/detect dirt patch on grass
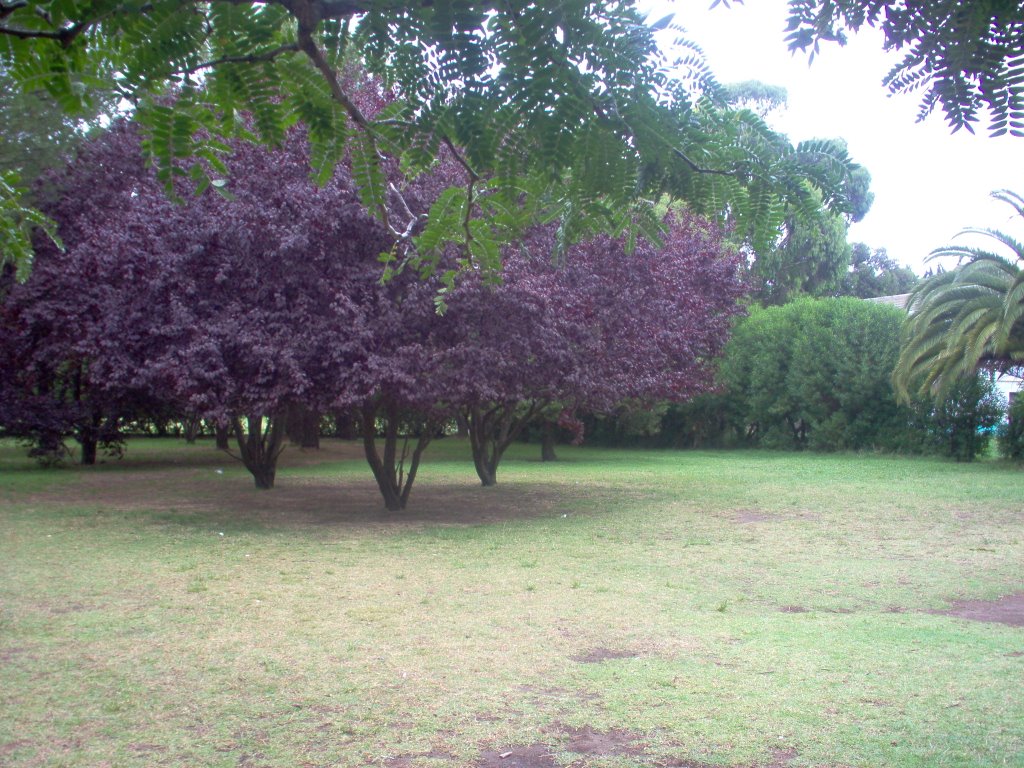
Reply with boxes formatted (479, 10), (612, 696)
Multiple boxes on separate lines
(932, 592), (1024, 627)
(557, 724), (645, 757)
(476, 725), (797, 768)
(571, 647), (643, 663)
(0, 740), (33, 757)
(384, 748), (458, 766)
(476, 745), (557, 767)
(768, 747), (799, 765)
(734, 510), (770, 523)
(127, 742), (168, 754)
(778, 605), (853, 615)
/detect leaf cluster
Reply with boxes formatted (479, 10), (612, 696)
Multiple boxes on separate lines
(894, 189), (1024, 401)
(785, 0), (1024, 135)
(0, 0), (860, 274)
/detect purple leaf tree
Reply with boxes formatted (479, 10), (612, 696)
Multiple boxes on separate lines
(436, 211), (745, 486)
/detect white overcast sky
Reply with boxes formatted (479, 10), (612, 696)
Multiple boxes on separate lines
(640, 0), (1024, 273)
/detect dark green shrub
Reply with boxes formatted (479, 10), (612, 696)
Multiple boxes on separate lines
(997, 394), (1024, 460)
(659, 393), (741, 448)
(716, 298), (911, 451)
(918, 375), (1004, 461)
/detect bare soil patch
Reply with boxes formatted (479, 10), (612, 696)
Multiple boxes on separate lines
(0, 740), (33, 757)
(561, 725), (645, 757)
(384, 748), (458, 767)
(778, 605), (852, 615)
(733, 510), (770, 523)
(476, 745), (557, 768)
(475, 724), (796, 768)
(932, 592), (1024, 627)
(571, 647), (643, 663)
(769, 747), (799, 766)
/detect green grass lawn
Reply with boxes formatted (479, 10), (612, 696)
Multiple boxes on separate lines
(1, 438), (1022, 768)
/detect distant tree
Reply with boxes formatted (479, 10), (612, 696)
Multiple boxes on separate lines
(838, 243), (918, 299)
(431, 243), (573, 487)
(0, 119), (400, 485)
(331, 254), (459, 510)
(719, 298), (913, 450)
(785, 0), (1024, 135)
(0, 240), (156, 465)
(2, 110), (479, 504)
(751, 138), (873, 305)
(912, 374), (1004, 462)
(721, 80), (788, 118)
(0, 67), (115, 188)
(708, 296), (1002, 459)
(755, 203), (852, 305)
(133, 130), (400, 490)
(997, 394), (1024, 460)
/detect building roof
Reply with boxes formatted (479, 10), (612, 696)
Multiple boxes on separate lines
(865, 293), (911, 309)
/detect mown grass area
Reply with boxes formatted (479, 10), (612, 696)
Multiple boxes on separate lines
(1, 437), (1022, 768)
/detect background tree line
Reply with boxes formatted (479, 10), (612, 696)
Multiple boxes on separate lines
(584, 298), (1007, 462)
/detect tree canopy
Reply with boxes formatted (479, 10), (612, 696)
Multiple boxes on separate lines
(838, 243), (917, 299)
(0, 0), (863, 278)
(441, 210), (744, 485)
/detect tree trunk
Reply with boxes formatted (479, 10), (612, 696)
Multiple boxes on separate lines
(231, 412), (287, 489)
(77, 408), (103, 465)
(215, 423), (231, 451)
(466, 402), (541, 486)
(540, 420), (558, 462)
(467, 406), (499, 486)
(286, 403), (320, 449)
(183, 415), (202, 444)
(80, 433), (97, 465)
(361, 400), (432, 510)
(332, 409), (358, 440)
(454, 412), (469, 439)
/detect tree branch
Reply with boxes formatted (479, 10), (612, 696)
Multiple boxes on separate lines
(175, 43), (300, 77)
(669, 145), (746, 178)
(0, 17), (91, 46)
(440, 135), (482, 260)
(285, 0), (413, 238)
(0, 1), (27, 21)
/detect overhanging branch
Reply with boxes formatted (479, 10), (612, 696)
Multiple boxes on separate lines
(175, 43), (301, 77)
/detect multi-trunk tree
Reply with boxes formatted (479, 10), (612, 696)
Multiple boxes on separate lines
(0, 119), (394, 483)
(1, 112), (746, 507)
(434, 211), (746, 486)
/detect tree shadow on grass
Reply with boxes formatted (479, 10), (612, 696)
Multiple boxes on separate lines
(22, 462), (577, 536)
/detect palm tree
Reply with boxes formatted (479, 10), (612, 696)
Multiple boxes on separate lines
(894, 190), (1024, 402)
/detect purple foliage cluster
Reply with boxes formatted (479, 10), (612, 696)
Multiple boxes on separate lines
(0, 119), (744, 507)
